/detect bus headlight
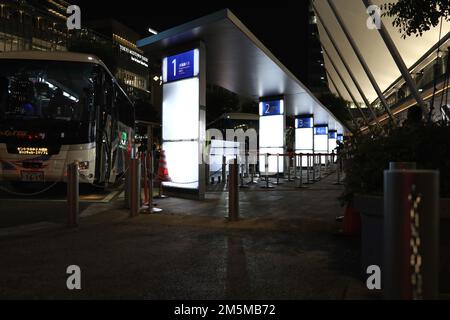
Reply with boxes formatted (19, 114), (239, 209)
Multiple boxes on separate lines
(78, 161), (90, 170)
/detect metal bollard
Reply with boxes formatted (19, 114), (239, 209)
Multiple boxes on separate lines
(277, 153), (280, 185)
(318, 154), (322, 179)
(293, 154), (297, 183)
(334, 156), (343, 185)
(273, 153), (282, 185)
(239, 163), (249, 188)
(384, 168), (439, 300)
(261, 153), (273, 189)
(245, 153), (249, 178)
(312, 154), (316, 182)
(222, 155), (226, 185)
(124, 152), (131, 208)
(67, 162), (79, 227)
(297, 154), (305, 188)
(306, 154), (311, 184)
(205, 163), (210, 185)
(248, 164), (257, 185)
(389, 162), (416, 170)
(129, 157), (141, 218)
(228, 158), (239, 221)
(146, 150), (162, 213)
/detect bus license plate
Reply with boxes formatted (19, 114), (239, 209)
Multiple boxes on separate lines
(21, 171), (44, 182)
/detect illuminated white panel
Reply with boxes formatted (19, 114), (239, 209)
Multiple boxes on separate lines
(259, 115), (284, 148)
(162, 78), (199, 141)
(162, 141), (199, 189)
(259, 148), (284, 174)
(329, 138), (337, 153)
(314, 128), (329, 165)
(209, 140), (240, 174)
(295, 128), (314, 166)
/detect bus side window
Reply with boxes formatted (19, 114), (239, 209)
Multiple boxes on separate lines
(115, 85), (134, 128)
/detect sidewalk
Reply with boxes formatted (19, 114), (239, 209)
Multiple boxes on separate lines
(0, 172), (373, 299)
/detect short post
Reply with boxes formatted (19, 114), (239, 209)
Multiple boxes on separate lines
(245, 153), (249, 178)
(228, 158), (239, 221)
(384, 168), (439, 300)
(221, 155), (226, 184)
(318, 154), (322, 179)
(297, 154), (304, 188)
(312, 154), (316, 182)
(276, 153), (280, 185)
(389, 162), (416, 170)
(129, 157), (141, 218)
(261, 153), (273, 189)
(287, 154), (292, 181)
(248, 164), (256, 184)
(265, 153), (270, 188)
(239, 163), (249, 189)
(67, 162), (79, 227)
(124, 151), (131, 208)
(146, 149), (162, 214)
(205, 163), (210, 185)
(294, 154), (298, 180)
(306, 154), (311, 184)
(334, 156), (342, 185)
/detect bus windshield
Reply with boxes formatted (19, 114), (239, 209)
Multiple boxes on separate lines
(0, 59), (96, 123)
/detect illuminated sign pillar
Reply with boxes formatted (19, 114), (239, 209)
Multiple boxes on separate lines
(295, 115), (314, 167)
(161, 44), (206, 200)
(259, 98), (285, 175)
(329, 130), (337, 153)
(314, 125), (329, 164)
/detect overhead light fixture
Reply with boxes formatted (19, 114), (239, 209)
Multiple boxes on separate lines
(153, 76), (159, 82)
(148, 27), (158, 35)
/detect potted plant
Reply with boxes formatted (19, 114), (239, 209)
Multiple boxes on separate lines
(340, 119), (450, 287)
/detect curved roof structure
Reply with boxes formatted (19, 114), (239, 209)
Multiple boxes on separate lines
(137, 9), (346, 133)
(314, 0), (450, 105)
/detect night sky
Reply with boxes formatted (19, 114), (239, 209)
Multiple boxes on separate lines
(72, 1), (310, 82)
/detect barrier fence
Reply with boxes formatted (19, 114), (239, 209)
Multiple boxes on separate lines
(64, 150), (346, 221)
(209, 152), (345, 189)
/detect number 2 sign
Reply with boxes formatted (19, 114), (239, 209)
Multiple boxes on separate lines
(259, 99), (283, 116)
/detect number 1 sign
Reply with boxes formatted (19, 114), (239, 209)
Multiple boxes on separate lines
(163, 49), (199, 83)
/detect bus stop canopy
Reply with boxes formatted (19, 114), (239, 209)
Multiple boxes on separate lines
(138, 9), (346, 132)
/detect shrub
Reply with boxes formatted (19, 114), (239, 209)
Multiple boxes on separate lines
(342, 121), (450, 203)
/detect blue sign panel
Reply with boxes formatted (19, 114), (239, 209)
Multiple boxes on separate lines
(296, 117), (313, 129)
(329, 131), (337, 139)
(314, 126), (328, 135)
(337, 134), (344, 142)
(260, 100), (283, 116)
(166, 50), (196, 82)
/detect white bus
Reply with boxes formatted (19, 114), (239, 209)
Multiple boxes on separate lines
(0, 51), (135, 186)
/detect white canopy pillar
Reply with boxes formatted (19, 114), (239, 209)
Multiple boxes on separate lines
(314, 124), (329, 164)
(161, 44), (206, 200)
(259, 97), (285, 175)
(295, 114), (314, 167)
(328, 129), (337, 154)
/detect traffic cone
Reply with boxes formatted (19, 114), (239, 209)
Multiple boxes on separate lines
(342, 203), (361, 236)
(156, 149), (171, 198)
